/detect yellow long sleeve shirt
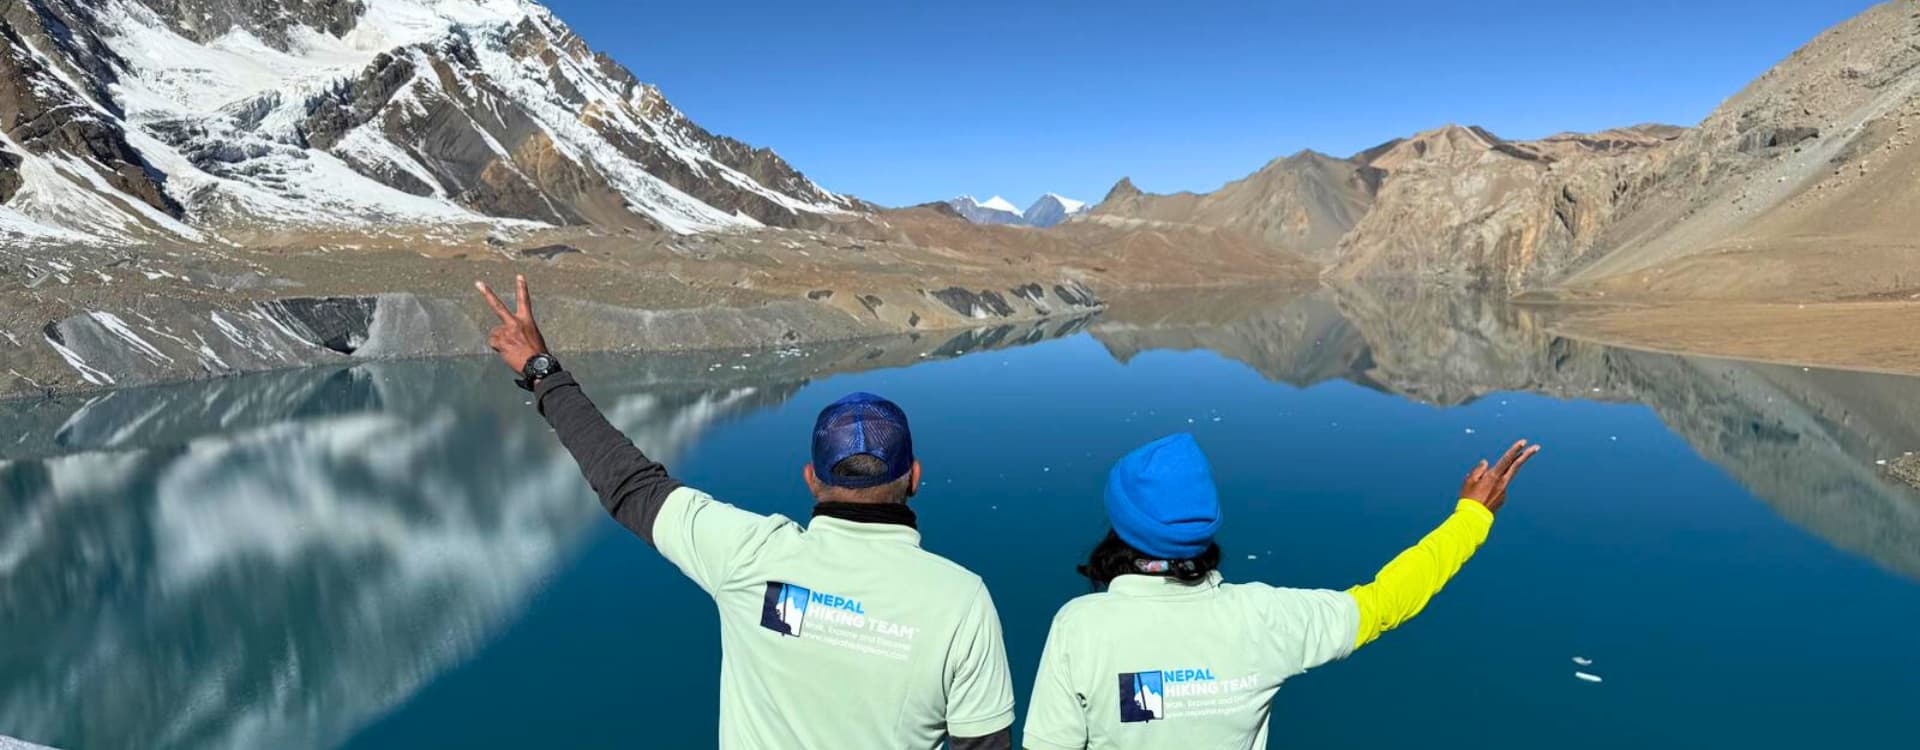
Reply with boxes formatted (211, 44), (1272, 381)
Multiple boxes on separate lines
(1347, 498), (1495, 650)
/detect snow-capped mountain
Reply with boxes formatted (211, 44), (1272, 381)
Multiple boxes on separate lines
(0, 0), (855, 244)
(946, 195), (1025, 225)
(1021, 193), (1088, 228)
(944, 193), (1089, 227)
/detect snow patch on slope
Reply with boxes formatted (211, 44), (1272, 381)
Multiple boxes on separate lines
(1038, 193), (1085, 213)
(6, 0), (848, 240)
(978, 195), (1020, 213)
(0, 128), (200, 242)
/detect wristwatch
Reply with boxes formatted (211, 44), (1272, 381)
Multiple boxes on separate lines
(518, 353), (562, 392)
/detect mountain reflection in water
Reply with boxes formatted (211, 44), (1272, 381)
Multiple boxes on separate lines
(1094, 284), (1920, 581)
(2, 287), (1917, 749)
(0, 321), (1087, 750)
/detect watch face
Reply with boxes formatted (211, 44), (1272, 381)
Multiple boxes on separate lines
(526, 355), (554, 378)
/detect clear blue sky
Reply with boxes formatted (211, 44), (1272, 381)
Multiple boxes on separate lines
(543, 0), (1878, 208)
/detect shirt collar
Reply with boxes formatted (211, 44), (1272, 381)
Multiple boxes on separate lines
(805, 515), (924, 547)
(1106, 570), (1224, 597)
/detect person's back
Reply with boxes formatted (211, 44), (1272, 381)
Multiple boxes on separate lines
(1029, 575), (1355, 749)
(659, 489), (1011, 748)
(1024, 434), (1538, 750)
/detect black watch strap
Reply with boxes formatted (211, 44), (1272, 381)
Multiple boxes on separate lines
(517, 354), (562, 392)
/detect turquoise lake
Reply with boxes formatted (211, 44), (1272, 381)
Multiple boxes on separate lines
(4, 290), (1918, 748)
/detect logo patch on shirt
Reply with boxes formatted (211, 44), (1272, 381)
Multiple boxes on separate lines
(757, 581), (920, 661)
(1118, 671), (1166, 723)
(1119, 668), (1226, 723)
(760, 582), (811, 636)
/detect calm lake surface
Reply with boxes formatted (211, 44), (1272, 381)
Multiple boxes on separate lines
(4, 288), (1919, 749)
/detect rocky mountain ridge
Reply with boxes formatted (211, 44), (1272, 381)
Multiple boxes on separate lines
(1090, 1), (1920, 302)
(1092, 122), (1685, 288)
(1089, 150), (1383, 262)
(1567, 0), (1920, 301)
(0, 0), (853, 244)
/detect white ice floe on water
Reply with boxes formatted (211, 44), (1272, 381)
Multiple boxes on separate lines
(1572, 656), (1593, 666)
(1574, 671), (1603, 683)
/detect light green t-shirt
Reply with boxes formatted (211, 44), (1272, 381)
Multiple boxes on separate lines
(1023, 572), (1359, 750)
(653, 487), (1016, 749)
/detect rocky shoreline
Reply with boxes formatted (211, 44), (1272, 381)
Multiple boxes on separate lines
(1, 284), (1105, 402)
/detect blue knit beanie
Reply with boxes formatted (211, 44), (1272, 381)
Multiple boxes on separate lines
(1104, 433), (1222, 560)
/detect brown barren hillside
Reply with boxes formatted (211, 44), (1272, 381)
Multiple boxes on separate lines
(1566, 0), (1920, 301)
(880, 206), (1322, 289)
(1329, 124), (1681, 290)
(1085, 151), (1383, 262)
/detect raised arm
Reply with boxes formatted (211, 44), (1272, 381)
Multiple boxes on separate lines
(478, 276), (682, 546)
(1347, 439), (1540, 651)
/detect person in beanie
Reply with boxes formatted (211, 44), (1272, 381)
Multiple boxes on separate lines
(1023, 433), (1540, 750)
(476, 277), (1015, 750)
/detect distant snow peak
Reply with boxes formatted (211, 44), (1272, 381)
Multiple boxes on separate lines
(1022, 193), (1089, 228)
(946, 195), (1024, 225)
(945, 192), (1090, 228)
(1038, 193), (1085, 212)
(978, 195), (1020, 214)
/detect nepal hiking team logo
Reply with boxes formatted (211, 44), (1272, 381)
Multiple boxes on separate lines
(1118, 668), (1215, 723)
(759, 581), (866, 637)
(760, 582), (812, 636)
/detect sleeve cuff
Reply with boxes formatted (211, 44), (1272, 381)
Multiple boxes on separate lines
(532, 370), (580, 414)
(649, 487), (702, 567)
(1336, 587), (1363, 659)
(1454, 498), (1495, 525)
(948, 711), (1015, 741)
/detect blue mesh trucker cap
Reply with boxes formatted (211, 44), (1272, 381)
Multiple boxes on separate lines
(812, 392), (915, 488)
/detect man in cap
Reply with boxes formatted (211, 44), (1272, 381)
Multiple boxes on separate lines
(476, 276), (1015, 750)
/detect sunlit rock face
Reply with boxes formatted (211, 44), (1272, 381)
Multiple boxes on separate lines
(0, 0), (852, 244)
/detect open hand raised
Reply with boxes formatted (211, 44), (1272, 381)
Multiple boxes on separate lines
(1460, 439), (1541, 513)
(476, 274), (548, 374)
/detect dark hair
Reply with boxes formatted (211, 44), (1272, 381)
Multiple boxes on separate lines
(831, 454), (891, 480)
(819, 454), (913, 503)
(1076, 529), (1221, 589)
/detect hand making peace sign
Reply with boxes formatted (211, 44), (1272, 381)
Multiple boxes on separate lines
(476, 274), (549, 374)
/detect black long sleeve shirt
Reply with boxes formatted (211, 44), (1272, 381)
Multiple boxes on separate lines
(534, 371), (682, 546)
